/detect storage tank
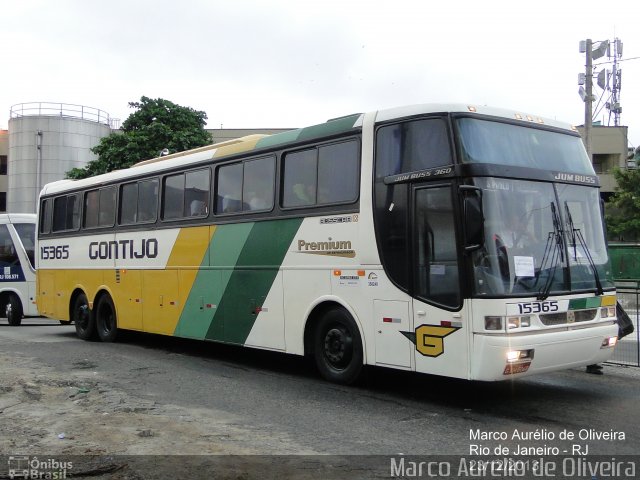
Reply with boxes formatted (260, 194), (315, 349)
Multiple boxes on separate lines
(8, 103), (114, 213)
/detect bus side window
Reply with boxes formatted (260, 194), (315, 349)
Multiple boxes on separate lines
(216, 163), (243, 214)
(99, 187), (116, 227)
(138, 179), (158, 222)
(0, 224), (20, 267)
(53, 194), (80, 232)
(376, 119), (451, 177)
(243, 157), (275, 212)
(184, 169), (210, 217)
(84, 190), (100, 228)
(163, 174), (185, 220)
(283, 149), (317, 208)
(120, 179), (158, 225)
(120, 183), (138, 224)
(40, 199), (52, 234)
(84, 187), (115, 228)
(317, 140), (359, 204)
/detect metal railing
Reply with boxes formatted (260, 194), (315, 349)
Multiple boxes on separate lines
(10, 102), (112, 127)
(609, 281), (640, 366)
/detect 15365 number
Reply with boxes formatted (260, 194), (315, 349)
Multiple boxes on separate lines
(40, 245), (69, 260)
(517, 301), (559, 315)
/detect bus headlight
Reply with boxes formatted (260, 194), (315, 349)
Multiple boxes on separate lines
(506, 349), (534, 363)
(600, 306), (616, 319)
(507, 316), (531, 329)
(504, 349), (535, 375)
(485, 316), (502, 330)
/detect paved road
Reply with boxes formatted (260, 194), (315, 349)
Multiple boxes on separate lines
(2, 317), (640, 458)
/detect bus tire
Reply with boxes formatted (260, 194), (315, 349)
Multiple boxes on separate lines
(73, 293), (96, 340)
(313, 307), (363, 385)
(6, 294), (23, 326)
(95, 294), (118, 342)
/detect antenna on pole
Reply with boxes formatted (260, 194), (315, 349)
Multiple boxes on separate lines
(579, 39), (594, 161)
(578, 36), (624, 159)
(606, 38), (623, 126)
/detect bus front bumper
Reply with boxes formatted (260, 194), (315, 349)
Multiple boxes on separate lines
(470, 322), (619, 381)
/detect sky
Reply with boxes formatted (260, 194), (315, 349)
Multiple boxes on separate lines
(2, 0), (639, 148)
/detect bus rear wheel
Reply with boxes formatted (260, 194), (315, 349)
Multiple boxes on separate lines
(313, 308), (363, 385)
(6, 294), (23, 326)
(95, 294), (118, 342)
(73, 293), (96, 340)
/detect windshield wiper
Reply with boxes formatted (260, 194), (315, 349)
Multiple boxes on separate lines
(537, 202), (564, 301)
(564, 202), (604, 296)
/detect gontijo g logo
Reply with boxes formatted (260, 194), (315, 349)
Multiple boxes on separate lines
(401, 324), (461, 357)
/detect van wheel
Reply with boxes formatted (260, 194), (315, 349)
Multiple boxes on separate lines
(73, 293), (96, 340)
(6, 294), (23, 326)
(313, 308), (363, 385)
(96, 294), (118, 342)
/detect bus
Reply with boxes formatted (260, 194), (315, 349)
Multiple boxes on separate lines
(0, 213), (37, 325)
(36, 104), (618, 383)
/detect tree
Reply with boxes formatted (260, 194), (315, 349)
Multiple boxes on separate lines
(605, 164), (640, 242)
(67, 97), (211, 179)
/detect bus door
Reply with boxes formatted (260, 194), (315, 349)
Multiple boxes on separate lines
(411, 184), (468, 378)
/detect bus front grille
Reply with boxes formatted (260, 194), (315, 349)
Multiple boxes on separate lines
(540, 309), (599, 326)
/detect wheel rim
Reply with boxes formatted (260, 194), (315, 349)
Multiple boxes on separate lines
(323, 325), (353, 370)
(5, 303), (12, 318)
(75, 300), (90, 330)
(99, 301), (115, 336)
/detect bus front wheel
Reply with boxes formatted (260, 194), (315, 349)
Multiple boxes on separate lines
(73, 293), (96, 340)
(313, 308), (363, 385)
(6, 294), (23, 326)
(95, 294), (118, 342)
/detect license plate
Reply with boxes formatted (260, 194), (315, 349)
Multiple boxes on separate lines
(503, 362), (531, 375)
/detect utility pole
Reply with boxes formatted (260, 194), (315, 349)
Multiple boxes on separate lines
(584, 38), (593, 162)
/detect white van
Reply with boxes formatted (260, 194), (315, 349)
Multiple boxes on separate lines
(0, 214), (37, 325)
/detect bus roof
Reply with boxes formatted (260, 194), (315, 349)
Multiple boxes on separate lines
(39, 104), (575, 197)
(0, 213), (36, 224)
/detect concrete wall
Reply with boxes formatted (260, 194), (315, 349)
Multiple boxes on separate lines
(0, 130), (8, 212)
(577, 125), (628, 195)
(8, 116), (111, 213)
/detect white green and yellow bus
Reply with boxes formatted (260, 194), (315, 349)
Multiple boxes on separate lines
(36, 104), (618, 383)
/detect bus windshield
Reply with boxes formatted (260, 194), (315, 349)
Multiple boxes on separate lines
(471, 178), (614, 297)
(456, 118), (595, 175)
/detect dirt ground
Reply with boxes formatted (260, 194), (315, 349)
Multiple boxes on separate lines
(0, 351), (341, 479)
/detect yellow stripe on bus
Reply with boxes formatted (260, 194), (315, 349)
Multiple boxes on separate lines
(144, 226), (214, 335)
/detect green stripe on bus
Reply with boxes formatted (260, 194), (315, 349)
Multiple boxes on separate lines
(255, 130), (302, 149)
(205, 218), (302, 344)
(297, 114), (361, 141)
(568, 297), (601, 310)
(253, 114), (361, 151)
(174, 223), (253, 339)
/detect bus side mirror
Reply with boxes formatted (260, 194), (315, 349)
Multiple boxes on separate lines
(460, 186), (484, 251)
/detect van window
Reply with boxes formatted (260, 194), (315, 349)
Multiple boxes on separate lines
(14, 223), (35, 269)
(0, 224), (20, 268)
